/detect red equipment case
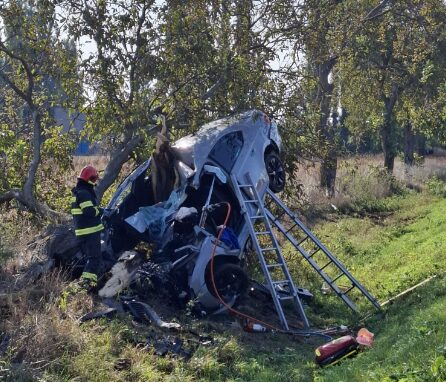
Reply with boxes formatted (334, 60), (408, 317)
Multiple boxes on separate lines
(315, 335), (359, 366)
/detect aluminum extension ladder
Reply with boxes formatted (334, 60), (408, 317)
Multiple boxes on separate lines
(264, 188), (381, 313)
(231, 175), (310, 330)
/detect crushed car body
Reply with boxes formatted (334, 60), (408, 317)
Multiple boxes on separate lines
(101, 110), (286, 312)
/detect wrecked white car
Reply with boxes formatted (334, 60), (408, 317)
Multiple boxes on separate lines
(102, 110), (285, 312)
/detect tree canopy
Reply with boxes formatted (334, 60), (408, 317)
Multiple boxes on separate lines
(1, 0), (446, 217)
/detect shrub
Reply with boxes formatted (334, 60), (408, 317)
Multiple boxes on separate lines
(426, 176), (446, 197)
(338, 163), (405, 200)
(333, 163), (406, 215)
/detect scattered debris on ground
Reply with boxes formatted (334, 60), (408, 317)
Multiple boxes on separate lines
(315, 327), (374, 367)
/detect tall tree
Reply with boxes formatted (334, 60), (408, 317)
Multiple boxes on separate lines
(156, 0), (275, 132)
(63, 0), (164, 201)
(302, 1), (344, 197)
(340, 0), (446, 172)
(266, 0), (349, 197)
(0, 0), (80, 219)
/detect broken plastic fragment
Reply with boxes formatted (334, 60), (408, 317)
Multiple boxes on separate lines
(176, 160), (195, 180)
(98, 251), (144, 298)
(174, 207), (198, 222)
(125, 300), (181, 330)
(356, 327), (374, 347)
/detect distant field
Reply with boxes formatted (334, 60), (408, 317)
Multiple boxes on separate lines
(71, 155), (134, 188)
(75, 152), (446, 202)
(295, 153), (446, 202)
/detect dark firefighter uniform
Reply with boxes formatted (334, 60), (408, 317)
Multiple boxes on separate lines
(71, 166), (104, 284)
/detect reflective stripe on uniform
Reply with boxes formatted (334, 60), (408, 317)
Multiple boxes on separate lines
(74, 223), (104, 236)
(94, 207), (100, 216)
(71, 208), (83, 215)
(70, 196), (77, 202)
(79, 200), (94, 209)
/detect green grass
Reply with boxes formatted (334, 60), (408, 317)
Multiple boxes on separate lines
(314, 192), (446, 302)
(3, 190), (446, 381)
(315, 277), (446, 382)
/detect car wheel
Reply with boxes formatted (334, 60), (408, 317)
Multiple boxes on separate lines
(208, 263), (248, 303)
(265, 150), (286, 193)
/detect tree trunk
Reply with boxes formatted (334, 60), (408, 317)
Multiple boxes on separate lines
(380, 119), (396, 172)
(22, 109), (43, 202)
(0, 108), (66, 222)
(380, 83), (399, 173)
(95, 134), (144, 202)
(316, 57), (337, 197)
(416, 134), (427, 156)
(404, 121), (414, 166)
(320, 152), (338, 198)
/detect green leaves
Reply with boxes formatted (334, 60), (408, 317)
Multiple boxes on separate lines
(0, 0), (81, 214)
(2, 0), (446, 212)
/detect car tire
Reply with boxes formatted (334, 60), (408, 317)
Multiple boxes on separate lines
(265, 150), (286, 193)
(208, 263), (248, 303)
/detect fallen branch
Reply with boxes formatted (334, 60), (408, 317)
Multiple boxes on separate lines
(0, 189), (21, 203)
(0, 189), (68, 223)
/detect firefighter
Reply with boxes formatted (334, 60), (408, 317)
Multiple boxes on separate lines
(71, 165), (104, 289)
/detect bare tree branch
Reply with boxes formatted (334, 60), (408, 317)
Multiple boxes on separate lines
(129, 0), (152, 106)
(0, 39), (34, 103)
(0, 71), (28, 102)
(0, 187), (68, 222)
(363, 0), (393, 21)
(95, 134), (146, 201)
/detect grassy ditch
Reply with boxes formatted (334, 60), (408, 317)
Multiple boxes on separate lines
(1, 189), (446, 381)
(306, 190), (446, 381)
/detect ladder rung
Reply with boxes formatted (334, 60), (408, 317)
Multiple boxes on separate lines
(331, 273), (344, 283)
(320, 261), (332, 271)
(272, 211), (286, 222)
(261, 247), (276, 252)
(239, 184), (253, 188)
(244, 200), (258, 203)
(278, 295), (294, 301)
(255, 231), (270, 235)
(343, 285), (355, 295)
(271, 214), (283, 222)
(266, 263), (283, 268)
(297, 236), (309, 245)
(285, 223), (297, 234)
(308, 248), (320, 258)
(250, 215), (263, 219)
(272, 280), (289, 285)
